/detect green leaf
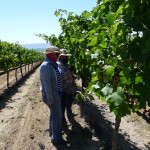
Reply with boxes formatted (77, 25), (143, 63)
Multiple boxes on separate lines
(100, 41), (107, 48)
(91, 74), (98, 83)
(105, 66), (115, 79)
(108, 88), (131, 118)
(107, 13), (117, 25)
(109, 91), (123, 107)
(88, 36), (98, 46)
(135, 76), (143, 84)
(117, 5), (123, 14)
(92, 82), (100, 89)
(82, 11), (92, 18)
(110, 22), (120, 34)
(54, 10), (59, 17)
(91, 54), (99, 59)
(107, 57), (118, 67)
(101, 85), (113, 96)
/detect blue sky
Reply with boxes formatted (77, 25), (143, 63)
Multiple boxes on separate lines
(0, 0), (97, 44)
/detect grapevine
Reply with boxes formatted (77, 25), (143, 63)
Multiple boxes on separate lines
(0, 40), (45, 88)
(37, 0), (150, 149)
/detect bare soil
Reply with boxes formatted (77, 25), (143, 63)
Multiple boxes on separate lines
(0, 67), (150, 150)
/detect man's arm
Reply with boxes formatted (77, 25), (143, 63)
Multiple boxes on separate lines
(40, 64), (54, 106)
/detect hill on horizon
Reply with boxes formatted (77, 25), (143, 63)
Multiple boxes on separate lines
(21, 43), (50, 50)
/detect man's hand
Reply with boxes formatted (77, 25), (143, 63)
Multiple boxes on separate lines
(49, 103), (54, 107)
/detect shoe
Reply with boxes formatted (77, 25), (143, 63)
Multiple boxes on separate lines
(51, 139), (67, 145)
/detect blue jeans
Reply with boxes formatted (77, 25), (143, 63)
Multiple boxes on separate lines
(44, 99), (63, 142)
(50, 99), (63, 141)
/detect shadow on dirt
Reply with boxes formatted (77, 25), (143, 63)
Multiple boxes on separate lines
(79, 101), (143, 150)
(53, 117), (105, 150)
(49, 100), (143, 150)
(0, 64), (41, 110)
(136, 111), (150, 124)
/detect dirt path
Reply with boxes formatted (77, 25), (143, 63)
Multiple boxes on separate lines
(0, 67), (150, 150)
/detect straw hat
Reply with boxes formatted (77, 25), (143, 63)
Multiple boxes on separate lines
(60, 49), (72, 56)
(45, 46), (60, 54)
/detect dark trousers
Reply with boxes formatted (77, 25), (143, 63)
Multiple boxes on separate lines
(61, 92), (73, 122)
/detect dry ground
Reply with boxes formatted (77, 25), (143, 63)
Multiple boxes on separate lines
(0, 67), (150, 150)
